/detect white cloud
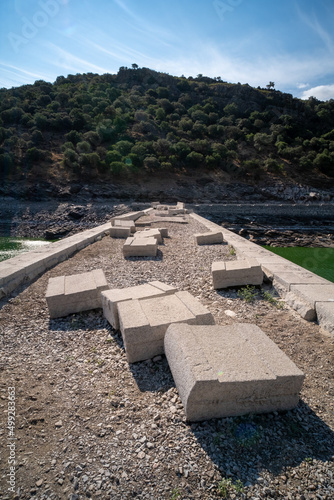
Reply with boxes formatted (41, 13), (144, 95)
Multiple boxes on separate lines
(296, 5), (334, 54)
(297, 83), (309, 89)
(300, 84), (334, 101)
(44, 43), (111, 74)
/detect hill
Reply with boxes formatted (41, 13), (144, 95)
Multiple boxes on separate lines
(1, 66), (334, 201)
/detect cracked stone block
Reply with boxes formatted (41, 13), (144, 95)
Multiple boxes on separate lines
(123, 237), (158, 257)
(164, 323), (305, 421)
(285, 292), (316, 321)
(134, 228), (163, 244)
(101, 281), (177, 330)
(290, 284), (334, 309)
(212, 258), (263, 289)
(113, 220), (136, 233)
(316, 301), (334, 335)
(117, 291), (215, 363)
(110, 226), (131, 238)
(46, 269), (108, 319)
(195, 231), (224, 245)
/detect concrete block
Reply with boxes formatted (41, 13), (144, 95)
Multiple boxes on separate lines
(290, 284), (334, 309)
(164, 323), (305, 421)
(143, 207), (154, 215)
(101, 281), (177, 329)
(316, 302), (334, 335)
(168, 208), (185, 216)
(110, 227), (131, 238)
(123, 237), (158, 257)
(46, 269), (109, 319)
(157, 227), (168, 238)
(114, 220), (136, 233)
(117, 292), (215, 363)
(134, 228), (163, 244)
(195, 231), (224, 245)
(285, 292), (316, 321)
(176, 202), (185, 209)
(273, 272), (330, 291)
(212, 259), (263, 289)
(113, 211), (144, 221)
(151, 201), (160, 208)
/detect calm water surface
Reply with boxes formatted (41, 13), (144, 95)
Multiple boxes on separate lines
(0, 237), (50, 262)
(264, 246), (334, 283)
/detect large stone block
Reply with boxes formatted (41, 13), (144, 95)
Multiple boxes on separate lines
(164, 323), (305, 421)
(316, 302), (334, 335)
(101, 281), (177, 329)
(117, 292), (215, 363)
(195, 231), (224, 245)
(123, 237), (158, 257)
(274, 272), (330, 292)
(46, 269), (108, 319)
(134, 228), (164, 244)
(110, 227), (131, 238)
(212, 258), (263, 289)
(290, 284), (334, 308)
(113, 220), (136, 233)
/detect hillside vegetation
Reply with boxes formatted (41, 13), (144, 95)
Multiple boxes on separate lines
(1, 66), (334, 193)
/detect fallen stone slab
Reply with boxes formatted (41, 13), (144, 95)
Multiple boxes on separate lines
(123, 237), (158, 257)
(134, 228), (163, 244)
(46, 269), (108, 319)
(113, 220), (136, 233)
(152, 217), (187, 224)
(102, 281), (177, 329)
(113, 211), (144, 221)
(164, 323), (305, 421)
(195, 231), (224, 245)
(117, 291), (215, 363)
(110, 227), (131, 238)
(212, 258), (263, 289)
(316, 301), (334, 335)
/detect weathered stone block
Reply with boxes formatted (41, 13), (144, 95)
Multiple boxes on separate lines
(285, 292), (316, 321)
(134, 228), (163, 244)
(164, 323), (305, 421)
(290, 284), (334, 309)
(117, 292), (214, 363)
(123, 237), (158, 257)
(113, 220), (136, 233)
(195, 231), (224, 245)
(46, 269), (108, 319)
(316, 301), (334, 335)
(101, 281), (177, 329)
(212, 259), (263, 289)
(110, 227), (131, 238)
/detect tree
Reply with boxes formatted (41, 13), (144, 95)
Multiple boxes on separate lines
(266, 81), (275, 90)
(131, 63), (139, 70)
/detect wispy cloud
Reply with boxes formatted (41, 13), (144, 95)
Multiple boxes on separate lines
(0, 62), (52, 87)
(300, 84), (334, 101)
(296, 4), (334, 54)
(44, 43), (112, 74)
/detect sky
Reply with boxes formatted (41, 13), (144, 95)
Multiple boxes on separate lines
(0, 0), (334, 100)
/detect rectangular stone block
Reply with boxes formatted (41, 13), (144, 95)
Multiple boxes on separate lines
(212, 259), (263, 289)
(134, 228), (163, 244)
(195, 231), (224, 245)
(101, 281), (177, 329)
(110, 227), (131, 238)
(273, 272), (330, 291)
(290, 284), (334, 308)
(114, 220), (136, 233)
(164, 323), (304, 421)
(117, 291), (215, 363)
(123, 237), (158, 257)
(45, 269), (109, 319)
(316, 302), (334, 335)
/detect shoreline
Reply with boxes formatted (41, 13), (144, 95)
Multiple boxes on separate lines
(1, 198), (333, 247)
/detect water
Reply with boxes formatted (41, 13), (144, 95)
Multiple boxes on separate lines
(264, 246), (334, 283)
(0, 237), (50, 262)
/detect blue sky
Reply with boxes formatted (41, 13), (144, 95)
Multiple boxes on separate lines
(1, 0), (334, 100)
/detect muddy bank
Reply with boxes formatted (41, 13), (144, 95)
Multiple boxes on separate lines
(0, 198), (333, 246)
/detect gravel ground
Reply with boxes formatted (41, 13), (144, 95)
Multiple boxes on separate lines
(0, 215), (333, 500)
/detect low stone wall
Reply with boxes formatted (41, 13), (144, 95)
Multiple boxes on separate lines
(0, 222), (111, 298)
